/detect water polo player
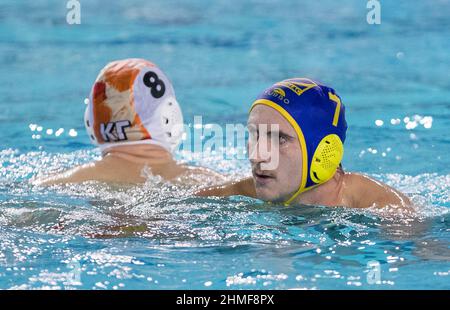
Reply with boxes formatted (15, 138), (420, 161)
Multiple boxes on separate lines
(36, 58), (222, 185)
(197, 78), (412, 209)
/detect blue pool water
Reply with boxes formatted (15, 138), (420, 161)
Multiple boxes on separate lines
(0, 0), (449, 289)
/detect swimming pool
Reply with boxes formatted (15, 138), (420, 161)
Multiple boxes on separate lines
(0, 0), (449, 289)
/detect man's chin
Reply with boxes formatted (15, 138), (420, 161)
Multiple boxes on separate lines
(255, 187), (285, 203)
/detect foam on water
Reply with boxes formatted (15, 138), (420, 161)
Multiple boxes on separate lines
(0, 148), (448, 289)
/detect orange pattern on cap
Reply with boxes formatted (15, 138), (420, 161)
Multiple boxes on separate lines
(91, 59), (156, 143)
(104, 60), (140, 92)
(92, 81), (110, 143)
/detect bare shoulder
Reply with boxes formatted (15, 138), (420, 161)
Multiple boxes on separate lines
(33, 162), (99, 186)
(344, 173), (412, 209)
(195, 177), (256, 198)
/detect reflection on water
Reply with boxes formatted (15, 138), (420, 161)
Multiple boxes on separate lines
(0, 0), (449, 290)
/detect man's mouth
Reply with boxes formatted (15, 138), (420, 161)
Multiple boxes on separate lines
(252, 170), (275, 185)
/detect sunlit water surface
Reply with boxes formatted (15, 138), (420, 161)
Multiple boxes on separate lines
(0, 0), (449, 289)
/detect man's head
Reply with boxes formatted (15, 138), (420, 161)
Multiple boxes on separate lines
(84, 58), (184, 153)
(248, 78), (347, 204)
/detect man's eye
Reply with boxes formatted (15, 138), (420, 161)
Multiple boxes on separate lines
(279, 135), (287, 145)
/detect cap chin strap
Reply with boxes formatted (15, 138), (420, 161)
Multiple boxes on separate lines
(283, 183), (321, 206)
(286, 137), (343, 205)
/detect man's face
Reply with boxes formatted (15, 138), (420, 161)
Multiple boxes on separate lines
(247, 105), (302, 202)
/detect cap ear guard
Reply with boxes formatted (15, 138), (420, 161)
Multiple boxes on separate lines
(310, 134), (344, 184)
(84, 97), (97, 144)
(157, 97), (184, 152)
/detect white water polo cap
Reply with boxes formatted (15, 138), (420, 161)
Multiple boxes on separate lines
(84, 58), (184, 152)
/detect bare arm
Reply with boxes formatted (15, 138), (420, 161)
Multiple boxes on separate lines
(195, 176), (257, 198)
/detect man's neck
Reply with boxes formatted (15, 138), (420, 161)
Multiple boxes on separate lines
(102, 143), (174, 165)
(294, 170), (346, 207)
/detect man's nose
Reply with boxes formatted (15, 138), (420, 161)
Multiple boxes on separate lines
(248, 139), (271, 165)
